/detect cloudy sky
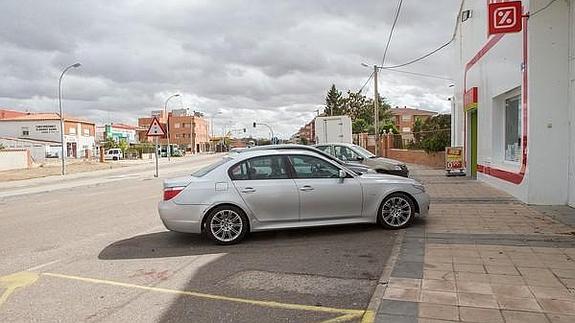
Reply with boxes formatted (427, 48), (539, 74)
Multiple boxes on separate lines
(0, 0), (459, 139)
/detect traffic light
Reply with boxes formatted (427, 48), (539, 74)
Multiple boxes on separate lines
(253, 122), (257, 128)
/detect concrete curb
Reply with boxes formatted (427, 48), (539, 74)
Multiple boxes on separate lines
(362, 229), (405, 323)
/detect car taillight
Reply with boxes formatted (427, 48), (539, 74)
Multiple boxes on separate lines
(163, 187), (185, 201)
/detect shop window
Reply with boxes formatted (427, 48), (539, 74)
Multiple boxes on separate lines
(504, 95), (521, 162)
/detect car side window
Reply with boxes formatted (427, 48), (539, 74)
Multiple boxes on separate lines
(229, 156), (289, 180)
(334, 146), (359, 161)
(289, 155), (340, 179)
(315, 145), (332, 155)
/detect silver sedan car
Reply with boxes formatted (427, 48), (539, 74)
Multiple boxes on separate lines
(158, 149), (429, 244)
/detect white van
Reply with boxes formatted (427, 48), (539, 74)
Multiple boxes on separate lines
(104, 148), (123, 160)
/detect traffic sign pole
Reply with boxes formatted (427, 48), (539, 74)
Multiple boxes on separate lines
(146, 116), (166, 178)
(155, 136), (159, 178)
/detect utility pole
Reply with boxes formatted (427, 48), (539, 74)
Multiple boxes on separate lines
(373, 65), (380, 156)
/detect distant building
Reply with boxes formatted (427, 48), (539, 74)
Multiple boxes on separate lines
(293, 119), (315, 144)
(104, 123), (138, 144)
(390, 107), (437, 133)
(137, 109), (210, 153)
(0, 112), (95, 158)
(0, 109), (27, 120)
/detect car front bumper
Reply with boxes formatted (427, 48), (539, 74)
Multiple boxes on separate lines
(158, 201), (208, 234)
(413, 192), (430, 217)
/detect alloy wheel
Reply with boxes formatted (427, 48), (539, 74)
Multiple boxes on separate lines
(381, 196), (412, 228)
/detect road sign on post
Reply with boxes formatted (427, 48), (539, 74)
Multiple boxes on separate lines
(146, 116), (166, 137)
(488, 1), (522, 35)
(146, 116), (165, 177)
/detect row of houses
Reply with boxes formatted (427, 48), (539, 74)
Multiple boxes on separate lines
(0, 107), (211, 162)
(293, 106), (438, 144)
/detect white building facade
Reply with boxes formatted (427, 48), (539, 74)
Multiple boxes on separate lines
(452, 0), (575, 205)
(0, 113), (96, 158)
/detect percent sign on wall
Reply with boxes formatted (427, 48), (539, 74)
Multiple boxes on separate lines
(488, 1), (523, 35)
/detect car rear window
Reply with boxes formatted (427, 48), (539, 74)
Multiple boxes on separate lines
(192, 157), (231, 177)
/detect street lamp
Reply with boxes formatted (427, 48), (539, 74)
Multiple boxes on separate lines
(164, 93), (180, 161)
(58, 62), (81, 176)
(253, 122), (275, 144)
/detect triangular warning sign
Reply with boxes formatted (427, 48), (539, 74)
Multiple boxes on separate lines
(146, 116), (166, 136)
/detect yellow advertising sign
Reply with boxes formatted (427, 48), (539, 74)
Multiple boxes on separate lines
(446, 146), (464, 171)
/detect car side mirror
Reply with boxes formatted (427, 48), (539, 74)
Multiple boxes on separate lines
(356, 156), (364, 161)
(338, 170), (346, 180)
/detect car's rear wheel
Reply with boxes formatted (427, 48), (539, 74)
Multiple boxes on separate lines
(379, 193), (416, 229)
(205, 205), (248, 245)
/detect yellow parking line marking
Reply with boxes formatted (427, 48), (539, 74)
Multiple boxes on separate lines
(0, 272), (39, 308)
(42, 272), (369, 322)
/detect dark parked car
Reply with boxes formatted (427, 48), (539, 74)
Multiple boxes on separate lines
(243, 144), (372, 175)
(314, 143), (409, 177)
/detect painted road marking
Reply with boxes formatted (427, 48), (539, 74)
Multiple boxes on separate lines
(0, 272), (39, 308)
(0, 271), (375, 323)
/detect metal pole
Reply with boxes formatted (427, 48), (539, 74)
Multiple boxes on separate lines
(58, 63), (81, 175)
(373, 65), (380, 156)
(164, 94), (180, 161)
(154, 136), (159, 177)
(256, 123), (274, 144)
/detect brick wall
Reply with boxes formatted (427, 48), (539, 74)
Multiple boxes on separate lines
(385, 149), (445, 169)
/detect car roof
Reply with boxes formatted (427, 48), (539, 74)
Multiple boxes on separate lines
(233, 148), (324, 159)
(314, 143), (354, 147)
(247, 144), (321, 151)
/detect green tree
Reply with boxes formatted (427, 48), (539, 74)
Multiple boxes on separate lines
(418, 114), (451, 153)
(103, 137), (118, 150)
(118, 138), (129, 155)
(352, 118), (369, 133)
(0, 143), (4, 150)
(324, 84), (345, 116)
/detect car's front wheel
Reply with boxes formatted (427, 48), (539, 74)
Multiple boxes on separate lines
(205, 205), (248, 245)
(379, 193), (416, 229)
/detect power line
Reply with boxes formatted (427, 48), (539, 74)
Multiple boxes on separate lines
(530, 0), (558, 16)
(381, 0), (403, 66)
(381, 0), (464, 70)
(384, 68), (453, 81)
(381, 40), (453, 69)
(357, 71), (375, 93)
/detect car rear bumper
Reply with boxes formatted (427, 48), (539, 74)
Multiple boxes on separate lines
(158, 201), (208, 234)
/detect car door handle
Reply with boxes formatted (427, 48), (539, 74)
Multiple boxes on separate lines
(300, 185), (314, 192)
(241, 187), (256, 193)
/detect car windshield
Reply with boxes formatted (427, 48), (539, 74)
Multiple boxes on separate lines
(352, 145), (376, 158)
(192, 157), (231, 177)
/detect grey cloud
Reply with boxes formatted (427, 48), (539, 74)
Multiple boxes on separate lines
(0, 0), (460, 137)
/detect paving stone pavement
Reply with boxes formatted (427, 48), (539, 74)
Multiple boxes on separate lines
(375, 166), (575, 323)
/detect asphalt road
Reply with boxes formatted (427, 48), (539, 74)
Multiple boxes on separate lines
(0, 155), (398, 323)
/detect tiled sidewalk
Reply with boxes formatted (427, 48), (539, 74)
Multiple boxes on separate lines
(375, 167), (575, 323)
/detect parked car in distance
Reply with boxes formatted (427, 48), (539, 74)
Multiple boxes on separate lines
(158, 149), (429, 244)
(314, 143), (409, 177)
(243, 144), (372, 175)
(104, 148), (123, 161)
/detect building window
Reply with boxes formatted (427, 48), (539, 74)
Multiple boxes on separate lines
(21, 127), (29, 136)
(504, 95), (521, 162)
(174, 123), (181, 128)
(83, 128), (90, 136)
(69, 127), (76, 135)
(401, 115), (412, 122)
(402, 127), (411, 133)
